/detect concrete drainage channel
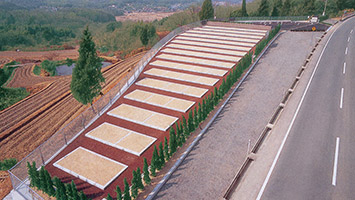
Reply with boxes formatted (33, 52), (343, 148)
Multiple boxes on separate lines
(145, 31), (282, 200)
(222, 27), (332, 199)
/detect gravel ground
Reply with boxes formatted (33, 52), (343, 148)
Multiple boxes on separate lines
(154, 31), (323, 200)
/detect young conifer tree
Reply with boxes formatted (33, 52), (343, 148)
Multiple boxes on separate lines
(169, 128), (177, 155)
(143, 158), (151, 184)
(116, 185), (122, 200)
(136, 167), (144, 190)
(159, 142), (165, 167)
(131, 170), (138, 199)
(123, 178), (131, 200)
(163, 137), (170, 161)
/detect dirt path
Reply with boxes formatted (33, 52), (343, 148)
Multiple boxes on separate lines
(0, 52), (144, 161)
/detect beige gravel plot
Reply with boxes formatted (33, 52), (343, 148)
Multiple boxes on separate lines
(175, 36), (254, 48)
(108, 104), (178, 131)
(181, 33), (259, 43)
(157, 54), (235, 69)
(150, 60), (227, 76)
(125, 89), (194, 112)
(166, 44), (246, 56)
(86, 122), (156, 156)
(161, 48), (241, 62)
(204, 25), (268, 33)
(145, 68), (218, 86)
(187, 30), (263, 39)
(194, 27), (266, 36)
(86, 123), (130, 144)
(54, 147), (127, 190)
(136, 78), (208, 98)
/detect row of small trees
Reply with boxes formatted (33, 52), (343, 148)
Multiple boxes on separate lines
(27, 161), (88, 200)
(255, 24), (281, 57)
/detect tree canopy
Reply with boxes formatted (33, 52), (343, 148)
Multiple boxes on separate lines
(70, 26), (105, 105)
(199, 0), (214, 20)
(257, 0), (270, 16)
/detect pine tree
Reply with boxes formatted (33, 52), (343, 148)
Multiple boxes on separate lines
(153, 145), (161, 170)
(123, 178), (131, 200)
(169, 128), (177, 155)
(281, 0), (291, 16)
(241, 0), (248, 17)
(54, 177), (67, 200)
(159, 142), (165, 167)
(175, 122), (181, 147)
(140, 25), (149, 46)
(199, 0), (214, 20)
(193, 106), (198, 129)
(202, 99), (207, 120)
(44, 170), (55, 196)
(71, 181), (80, 200)
(39, 166), (46, 192)
(163, 137), (170, 161)
(303, 0), (315, 15)
(79, 191), (87, 200)
(188, 110), (194, 132)
(257, 0), (269, 16)
(65, 184), (73, 199)
(198, 103), (202, 123)
(143, 158), (151, 184)
(136, 167), (144, 190)
(150, 151), (156, 177)
(116, 185), (122, 200)
(214, 87), (219, 105)
(70, 26), (105, 106)
(27, 162), (37, 188)
(131, 170), (138, 199)
(271, 3), (279, 16)
(107, 194), (113, 200)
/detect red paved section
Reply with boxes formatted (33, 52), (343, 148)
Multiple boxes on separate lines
(46, 22), (271, 199)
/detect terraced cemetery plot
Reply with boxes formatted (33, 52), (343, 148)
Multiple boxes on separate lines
(144, 68), (219, 86)
(194, 27), (266, 36)
(85, 123), (156, 156)
(125, 89), (195, 112)
(108, 104), (178, 131)
(156, 54), (235, 68)
(150, 60), (227, 76)
(161, 48), (241, 62)
(136, 78), (208, 98)
(186, 30), (264, 39)
(166, 44), (246, 56)
(181, 33), (259, 43)
(54, 147), (127, 190)
(174, 37), (254, 49)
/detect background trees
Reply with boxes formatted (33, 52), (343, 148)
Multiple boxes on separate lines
(199, 0), (214, 20)
(70, 27), (105, 106)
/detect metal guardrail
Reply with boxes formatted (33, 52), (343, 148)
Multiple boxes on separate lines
(8, 20), (203, 200)
(228, 16), (308, 22)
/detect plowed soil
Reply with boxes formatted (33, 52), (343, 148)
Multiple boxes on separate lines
(0, 52), (145, 162)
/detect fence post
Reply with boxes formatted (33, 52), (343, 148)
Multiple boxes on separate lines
(63, 131), (68, 145)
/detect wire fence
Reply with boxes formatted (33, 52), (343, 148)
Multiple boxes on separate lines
(7, 20), (203, 200)
(226, 16), (309, 21)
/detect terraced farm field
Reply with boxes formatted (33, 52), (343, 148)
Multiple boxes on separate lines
(0, 52), (144, 161)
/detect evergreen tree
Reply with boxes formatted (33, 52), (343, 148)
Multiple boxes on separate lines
(202, 99), (207, 120)
(169, 128), (177, 155)
(188, 110), (194, 132)
(271, 2), (279, 16)
(159, 142), (165, 167)
(153, 145), (161, 170)
(44, 170), (55, 196)
(150, 151), (157, 177)
(123, 178), (131, 200)
(116, 185), (122, 200)
(143, 158), (151, 185)
(39, 166), (46, 192)
(70, 180), (80, 200)
(136, 167), (144, 190)
(303, 0), (315, 15)
(70, 26), (105, 106)
(131, 170), (138, 199)
(27, 162), (38, 188)
(140, 25), (149, 46)
(198, 103), (202, 123)
(182, 116), (188, 136)
(199, 0), (214, 20)
(193, 107), (198, 129)
(79, 191), (87, 200)
(54, 177), (67, 200)
(106, 194), (113, 200)
(242, 0), (248, 16)
(65, 184), (73, 199)
(281, 0), (291, 16)
(257, 0), (270, 16)
(163, 137), (170, 160)
(175, 122), (182, 147)
(214, 87), (219, 105)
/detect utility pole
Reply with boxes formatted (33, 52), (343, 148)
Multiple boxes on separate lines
(322, 0), (328, 16)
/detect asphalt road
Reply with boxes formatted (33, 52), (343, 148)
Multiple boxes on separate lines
(259, 18), (355, 200)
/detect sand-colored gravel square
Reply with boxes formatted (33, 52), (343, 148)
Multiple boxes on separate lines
(194, 27), (266, 36)
(166, 44), (246, 56)
(146, 114), (177, 130)
(187, 30), (263, 39)
(161, 48), (240, 62)
(54, 147), (127, 190)
(136, 78), (208, 98)
(115, 132), (156, 155)
(86, 123), (129, 144)
(157, 54), (235, 69)
(108, 104), (178, 131)
(150, 60), (227, 76)
(125, 90), (194, 112)
(144, 68), (218, 86)
(174, 37), (254, 49)
(181, 33), (259, 43)
(203, 25), (268, 33)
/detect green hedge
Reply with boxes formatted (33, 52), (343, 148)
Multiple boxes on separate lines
(33, 65), (41, 75)
(255, 24), (281, 57)
(0, 158), (17, 171)
(0, 87), (29, 110)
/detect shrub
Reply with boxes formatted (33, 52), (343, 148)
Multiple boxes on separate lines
(33, 65), (41, 75)
(0, 158), (17, 170)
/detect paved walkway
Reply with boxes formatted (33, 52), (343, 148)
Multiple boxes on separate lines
(154, 31), (322, 200)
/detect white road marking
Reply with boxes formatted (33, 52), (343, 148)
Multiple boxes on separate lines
(256, 23), (338, 200)
(348, 37), (350, 42)
(332, 137), (340, 186)
(343, 62), (346, 74)
(340, 88), (344, 109)
(351, 29), (353, 34)
(345, 47), (348, 55)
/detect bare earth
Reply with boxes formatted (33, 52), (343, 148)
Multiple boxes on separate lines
(115, 12), (176, 22)
(154, 31), (322, 200)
